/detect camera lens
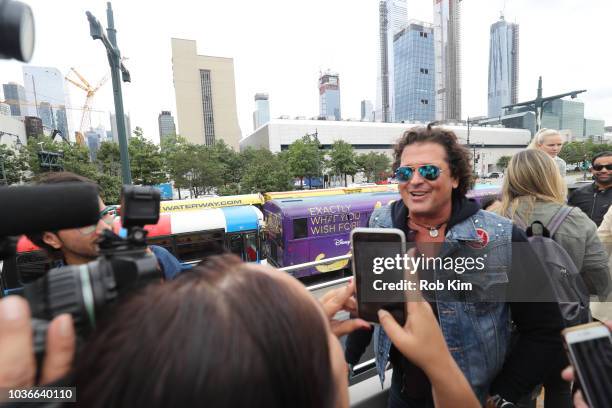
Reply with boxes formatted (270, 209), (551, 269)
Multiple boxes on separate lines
(0, 0), (36, 62)
(24, 261), (118, 335)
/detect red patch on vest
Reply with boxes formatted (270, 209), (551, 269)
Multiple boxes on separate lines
(467, 228), (489, 249)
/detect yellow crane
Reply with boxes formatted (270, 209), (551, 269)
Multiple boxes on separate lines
(65, 67), (109, 146)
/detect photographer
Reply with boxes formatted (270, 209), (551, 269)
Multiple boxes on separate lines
(0, 255), (480, 408)
(25, 172), (183, 280)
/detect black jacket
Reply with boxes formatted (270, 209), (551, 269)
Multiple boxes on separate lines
(568, 182), (612, 227)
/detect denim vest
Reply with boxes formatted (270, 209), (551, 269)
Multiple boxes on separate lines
(369, 205), (513, 402)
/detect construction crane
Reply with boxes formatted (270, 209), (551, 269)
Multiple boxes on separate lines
(65, 67), (109, 145)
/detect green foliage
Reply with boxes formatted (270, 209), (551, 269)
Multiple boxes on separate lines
(241, 149), (294, 193)
(97, 141), (121, 177)
(128, 134), (167, 185)
(211, 140), (243, 185)
(0, 144), (27, 185)
(286, 135), (325, 188)
(328, 140), (358, 186)
(496, 155), (511, 170)
(15, 136), (122, 203)
(356, 152), (391, 182)
(559, 141), (612, 166)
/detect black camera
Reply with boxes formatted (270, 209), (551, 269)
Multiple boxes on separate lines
(24, 186), (162, 354)
(0, 0), (35, 62)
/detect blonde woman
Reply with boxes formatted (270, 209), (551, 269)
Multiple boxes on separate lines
(595, 205), (612, 320)
(528, 128), (567, 177)
(496, 150), (610, 408)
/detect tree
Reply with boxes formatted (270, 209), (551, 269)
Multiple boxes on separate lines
(190, 145), (224, 196)
(328, 140), (358, 186)
(133, 126), (144, 138)
(241, 149), (294, 193)
(0, 144), (26, 185)
(211, 140), (243, 186)
(19, 136), (121, 203)
(496, 155), (511, 170)
(128, 135), (167, 185)
(286, 135), (325, 188)
(356, 152), (391, 183)
(96, 141), (121, 177)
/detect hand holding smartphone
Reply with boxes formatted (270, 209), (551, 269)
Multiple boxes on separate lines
(350, 227), (407, 324)
(563, 322), (612, 408)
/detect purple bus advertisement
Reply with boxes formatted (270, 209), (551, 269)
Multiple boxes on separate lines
(263, 186), (500, 278)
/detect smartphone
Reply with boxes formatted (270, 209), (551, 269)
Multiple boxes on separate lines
(562, 322), (612, 408)
(350, 227), (406, 324)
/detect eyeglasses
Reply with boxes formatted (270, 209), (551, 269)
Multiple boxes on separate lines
(395, 165), (445, 182)
(592, 164), (612, 171)
(78, 206), (118, 235)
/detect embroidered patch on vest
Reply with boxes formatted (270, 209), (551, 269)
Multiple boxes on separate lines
(467, 228), (489, 249)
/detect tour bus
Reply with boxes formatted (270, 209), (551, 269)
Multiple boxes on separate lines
(160, 193), (265, 212)
(142, 205), (264, 264)
(264, 186), (501, 278)
(3, 205), (264, 296)
(263, 184), (398, 201)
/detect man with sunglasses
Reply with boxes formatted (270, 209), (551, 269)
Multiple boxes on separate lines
(569, 151), (612, 226)
(25, 172), (183, 280)
(345, 125), (566, 408)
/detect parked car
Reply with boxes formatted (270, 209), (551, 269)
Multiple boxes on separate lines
(484, 172), (503, 179)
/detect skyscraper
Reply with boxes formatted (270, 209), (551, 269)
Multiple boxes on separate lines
(2, 83), (27, 116)
(487, 15), (519, 117)
(394, 21), (436, 123)
(253, 93), (270, 130)
(319, 72), (341, 121)
(360, 100), (373, 121)
(38, 101), (55, 129)
(55, 106), (69, 140)
(377, 0), (408, 122)
(158, 111), (177, 142)
(433, 0), (462, 121)
(110, 113), (132, 143)
(0, 102), (11, 116)
(171, 38), (241, 149)
(22, 66), (71, 136)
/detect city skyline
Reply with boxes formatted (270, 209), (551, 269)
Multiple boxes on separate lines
(1, 0), (610, 145)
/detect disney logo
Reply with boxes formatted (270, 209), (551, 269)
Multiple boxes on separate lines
(334, 239), (350, 246)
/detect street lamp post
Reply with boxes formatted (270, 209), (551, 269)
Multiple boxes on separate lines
(503, 76), (586, 135)
(86, 2), (132, 185)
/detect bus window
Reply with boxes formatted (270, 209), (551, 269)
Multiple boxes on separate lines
(174, 230), (225, 262)
(227, 234), (244, 258)
(292, 218), (308, 239)
(245, 232), (257, 262)
(269, 241), (278, 265)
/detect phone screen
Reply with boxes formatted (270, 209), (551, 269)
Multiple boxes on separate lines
(565, 325), (612, 408)
(352, 229), (406, 324)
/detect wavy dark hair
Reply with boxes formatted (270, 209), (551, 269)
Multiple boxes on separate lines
(392, 124), (474, 197)
(72, 254), (336, 408)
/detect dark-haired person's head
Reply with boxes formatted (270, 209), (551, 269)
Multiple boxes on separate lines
(591, 151), (612, 189)
(393, 124), (473, 219)
(25, 172), (113, 264)
(72, 254), (348, 408)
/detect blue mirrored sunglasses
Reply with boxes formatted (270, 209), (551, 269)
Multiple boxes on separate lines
(394, 165), (444, 182)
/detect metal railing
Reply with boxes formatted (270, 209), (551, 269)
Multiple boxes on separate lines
(278, 254), (352, 292)
(278, 254), (378, 378)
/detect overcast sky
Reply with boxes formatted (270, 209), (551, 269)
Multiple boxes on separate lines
(1, 0), (610, 144)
